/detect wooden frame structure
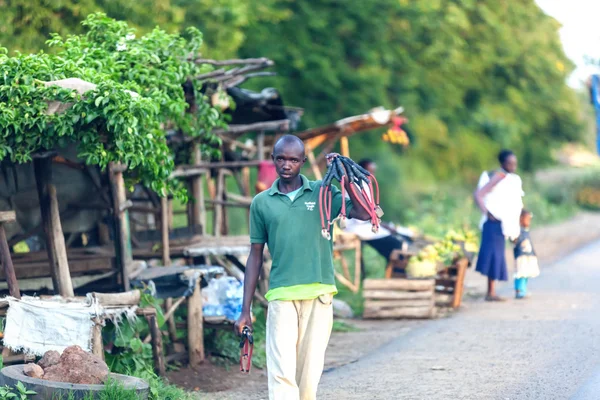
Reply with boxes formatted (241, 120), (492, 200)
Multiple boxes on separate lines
(1, 56), (409, 371)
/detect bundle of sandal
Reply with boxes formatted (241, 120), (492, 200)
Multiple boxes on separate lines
(239, 326), (254, 374)
(319, 156), (384, 240)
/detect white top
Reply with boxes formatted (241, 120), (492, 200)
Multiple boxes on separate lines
(477, 171), (524, 241)
(286, 187), (302, 202)
(342, 181), (413, 241)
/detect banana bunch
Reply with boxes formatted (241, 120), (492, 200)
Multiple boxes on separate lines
(417, 244), (439, 261)
(407, 244), (439, 278)
(434, 239), (462, 266)
(445, 228), (479, 253)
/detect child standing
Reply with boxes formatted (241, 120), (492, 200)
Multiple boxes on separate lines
(513, 209), (540, 299)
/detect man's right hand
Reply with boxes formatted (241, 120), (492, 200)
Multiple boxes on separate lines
(234, 311), (253, 336)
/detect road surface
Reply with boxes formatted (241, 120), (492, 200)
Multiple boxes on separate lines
(317, 241), (600, 399)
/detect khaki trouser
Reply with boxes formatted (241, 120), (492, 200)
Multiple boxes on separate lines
(266, 294), (334, 400)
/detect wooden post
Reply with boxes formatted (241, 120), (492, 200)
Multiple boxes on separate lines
(146, 313), (166, 376)
(160, 196), (178, 345)
(307, 150), (322, 180)
(257, 131), (265, 161)
(0, 211), (20, 299)
(91, 317), (105, 361)
(188, 277), (204, 366)
(214, 169), (226, 237)
(160, 196), (171, 267)
(109, 163), (132, 291)
(241, 167), (251, 220)
(354, 241), (362, 289)
(451, 258), (469, 309)
(34, 156), (74, 297)
(167, 199), (174, 230)
(190, 144), (206, 233)
(340, 136), (350, 157)
(160, 197), (177, 343)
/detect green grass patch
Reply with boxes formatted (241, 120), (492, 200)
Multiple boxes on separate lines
(332, 320), (359, 333)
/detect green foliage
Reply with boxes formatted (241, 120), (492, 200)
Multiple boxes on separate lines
(332, 320), (359, 333)
(237, 0), (585, 208)
(148, 378), (194, 400)
(97, 379), (138, 400)
(204, 306), (267, 369)
(104, 293), (165, 380)
(1, 1), (590, 221)
(1, 13), (224, 198)
(0, 382), (36, 400)
(0, 0), (98, 54)
(1, 0), (289, 59)
(103, 292), (194, 399)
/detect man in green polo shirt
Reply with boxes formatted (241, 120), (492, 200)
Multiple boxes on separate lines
(235, 135), (370, 400)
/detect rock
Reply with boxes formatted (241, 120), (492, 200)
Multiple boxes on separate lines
(38, 350), (61, 369)
(23, 363), (44, 379)
(42, 345), (109, 385)
(332, 299), (354, 318)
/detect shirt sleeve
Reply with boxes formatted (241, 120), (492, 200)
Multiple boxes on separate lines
(331, 184), (354, 219)
(249, 198), (267, 244)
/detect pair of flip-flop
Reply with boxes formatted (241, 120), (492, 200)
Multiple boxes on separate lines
(485, 295), (505, 302)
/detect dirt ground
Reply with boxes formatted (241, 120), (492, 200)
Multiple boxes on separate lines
(170, 211), (600, 399)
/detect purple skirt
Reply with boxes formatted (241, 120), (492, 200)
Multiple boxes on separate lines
(475, 220), (508, 281)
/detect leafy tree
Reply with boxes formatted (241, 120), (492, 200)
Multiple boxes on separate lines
(0, 14), (223, 197)
(238, 0), (583, 181)
(0, 0), (587, 219)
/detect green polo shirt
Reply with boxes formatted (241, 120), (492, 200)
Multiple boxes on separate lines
(250, 175), (352, 299)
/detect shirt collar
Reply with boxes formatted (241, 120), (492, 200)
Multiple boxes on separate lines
(268, 174), (312, 196)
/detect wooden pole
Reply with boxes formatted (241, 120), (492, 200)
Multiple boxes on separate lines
(92, 290), (141, 306)
(340, 136), (350, 157)
(257, 132), (265, 161)
(160, 196), (178, 345)
(167, 200), (174, 231)
(142, 296), (186, 345)
(354, 242), (362, 290)
(214, 170), (225, 237)
(33, 157), (74, 297)
(188, 277), (205, 366)
(0, 211), (20, 299)
(190, 144), (205, 233)
(109, 163), (132, 291)
(146, 313), (166, 376)
(451, 258), (469, 309)
(91, 317), (105, 361)
(307, 151), (322, 180)
(160, 197), (171, 267)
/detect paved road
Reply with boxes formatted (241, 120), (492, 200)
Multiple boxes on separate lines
(318, 242), (600, 400)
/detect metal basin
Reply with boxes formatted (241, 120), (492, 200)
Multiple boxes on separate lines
(0, 365), (149, 399)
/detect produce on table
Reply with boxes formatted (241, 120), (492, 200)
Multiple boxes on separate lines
(406, 228), (478, 278)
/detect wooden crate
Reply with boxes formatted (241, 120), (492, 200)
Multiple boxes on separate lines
(435, 257), (469, 309)
(363, 278), (436, 319)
